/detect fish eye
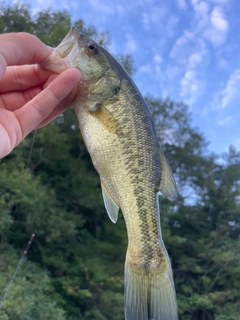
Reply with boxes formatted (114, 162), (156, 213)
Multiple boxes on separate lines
(87, 43), (98, 55)
(88, 44), (95, 51)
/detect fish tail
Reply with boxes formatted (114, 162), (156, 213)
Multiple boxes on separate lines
(124, 255), (178, 320)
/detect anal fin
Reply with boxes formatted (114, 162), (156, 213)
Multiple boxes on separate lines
(158, 149), (178, 202)
(101, 182), (119, 223)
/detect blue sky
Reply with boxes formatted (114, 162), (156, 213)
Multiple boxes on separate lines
(6, 0), (240, 154)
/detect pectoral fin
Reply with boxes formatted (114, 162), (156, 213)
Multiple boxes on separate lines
(101, 183), (119, 223)
(158, 149), (178, 202)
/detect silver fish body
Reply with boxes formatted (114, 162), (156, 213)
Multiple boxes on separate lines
(41, 27), (178, 320)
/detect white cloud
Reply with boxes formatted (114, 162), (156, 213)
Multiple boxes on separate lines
(167, 15), (179, 37)
(166, 66), (181, 80)
(217, 115), (232, 126)
(204, 6), (229, 45)
(190, 1), (229, 46)
(116, 5), (125, 14)
(191, 0), (210, 25)
(139, 64), (152, 73)
(142, 6), (166, 30)
(125, 33), (137, 52)
(192, 0), (209, 14)
(221, 70), (240, 108)
(126, 40), (137, 52)
(169, 24), (208, 105)
(142, 12), (151, 30)
(154, 54), (162, 64)
(180, 52), (204, 104)
(180, 71), (201, 104)
(169, 0), (230, 109)
(177, 0), (187, 10)
(88, 0), (115, 14)
(189, 53), (202, 67)
(217, 57), (228, 69)
(159, 65), (182, 100)
(210, 0), (229, 4)
(170, 30), (195, 60)
(211, 6), (228, 30)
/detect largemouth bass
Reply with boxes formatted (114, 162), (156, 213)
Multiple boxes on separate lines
(41, 26), (178, 320)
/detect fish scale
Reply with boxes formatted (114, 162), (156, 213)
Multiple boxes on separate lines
(117, 81), (162, 264)
(41, 26), (179, 320)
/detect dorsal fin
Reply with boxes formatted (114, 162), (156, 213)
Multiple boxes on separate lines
(158, 149), (178, 202)
(101, 182), (119, 223)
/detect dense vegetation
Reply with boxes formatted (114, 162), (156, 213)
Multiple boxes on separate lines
(0, 3), (239, 320)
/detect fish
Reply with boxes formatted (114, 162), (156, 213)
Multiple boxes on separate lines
(41, 26), (178, 320)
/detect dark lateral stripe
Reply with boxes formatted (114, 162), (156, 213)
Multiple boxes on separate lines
(116, 80), (163, 270)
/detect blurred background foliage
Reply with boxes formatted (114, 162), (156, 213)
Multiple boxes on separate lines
(0, 2), (239, 319)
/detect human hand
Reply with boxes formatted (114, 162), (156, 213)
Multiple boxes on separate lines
(0, 32), (81, 159)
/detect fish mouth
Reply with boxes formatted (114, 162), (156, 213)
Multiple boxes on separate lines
(40, 26), (80, 73)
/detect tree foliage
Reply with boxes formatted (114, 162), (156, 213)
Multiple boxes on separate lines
(0, 2), (239, 319)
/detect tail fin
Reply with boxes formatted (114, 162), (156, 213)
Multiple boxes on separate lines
(124, 259), (178, 320)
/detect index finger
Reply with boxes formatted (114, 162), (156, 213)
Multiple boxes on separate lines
(0, 65), (54, 93)
(14, 68), (81, 138)
(0, 32), (52, 79)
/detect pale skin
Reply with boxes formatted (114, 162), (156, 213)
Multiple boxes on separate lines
(0, 32), (82, 159)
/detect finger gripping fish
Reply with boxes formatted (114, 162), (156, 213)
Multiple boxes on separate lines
(41, 26), (178, 320)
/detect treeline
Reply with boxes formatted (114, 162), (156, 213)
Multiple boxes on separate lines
(0, 3), (239, 320)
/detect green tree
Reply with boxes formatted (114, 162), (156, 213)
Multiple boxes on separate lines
(0, 245), (66, 320)
(0, 2), (239, 320)
(147, 98), (240, 319)
(167, 146), (240, 320)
